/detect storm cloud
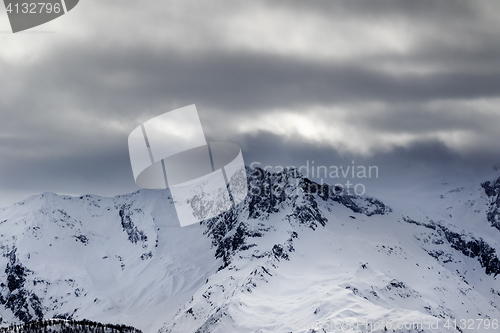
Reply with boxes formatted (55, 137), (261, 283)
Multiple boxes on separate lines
(1, 0), (499, 206)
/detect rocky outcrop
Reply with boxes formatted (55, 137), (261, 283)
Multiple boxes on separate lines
(482, 177), (500, 231)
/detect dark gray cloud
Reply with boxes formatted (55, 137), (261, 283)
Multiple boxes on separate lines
(0, 0), (500, 207)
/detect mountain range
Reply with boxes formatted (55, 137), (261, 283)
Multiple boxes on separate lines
(1, 166), (500, 333)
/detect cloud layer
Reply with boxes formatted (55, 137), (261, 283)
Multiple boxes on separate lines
(1, 0), (500, 206)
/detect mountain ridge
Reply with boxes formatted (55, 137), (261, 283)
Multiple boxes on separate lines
(0, 167), (499, 332)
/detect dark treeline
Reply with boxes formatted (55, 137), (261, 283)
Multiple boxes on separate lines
(0, 319), (142, 333)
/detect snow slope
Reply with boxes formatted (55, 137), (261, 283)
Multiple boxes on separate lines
(0, 190), (220, 332)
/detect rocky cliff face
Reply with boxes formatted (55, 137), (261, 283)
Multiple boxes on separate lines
(204, 167), (389, 270)
(482, 178), (500, 231)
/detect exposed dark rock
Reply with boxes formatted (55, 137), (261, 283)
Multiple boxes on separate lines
(439, 226), (500, 276)
(0, 250), (43, 323)
(482, 177), (500, 231)
(140, 252), (153, 260)
(272, 244), (289, 261)
(118, 205), (148, 244)
(73, 235), (88, 245)
(402, 215), (500, 276)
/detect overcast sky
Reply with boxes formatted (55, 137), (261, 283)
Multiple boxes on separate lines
(1, 0), (500, 207)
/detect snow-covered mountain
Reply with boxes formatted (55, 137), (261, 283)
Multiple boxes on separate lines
(1, 167), (500, 333)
